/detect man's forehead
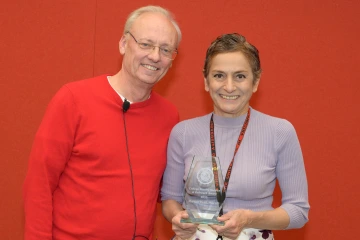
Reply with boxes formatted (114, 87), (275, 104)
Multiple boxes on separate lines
(133, 12), (169, 27)
(130, 12), (177, 44)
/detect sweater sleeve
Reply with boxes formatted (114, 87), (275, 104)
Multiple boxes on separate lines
(23, 85), (80, 240)
(161, 122), (186, 204)
(275, 120), (310, 229)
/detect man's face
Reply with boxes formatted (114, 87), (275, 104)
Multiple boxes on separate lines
(119, 12), (178, 87)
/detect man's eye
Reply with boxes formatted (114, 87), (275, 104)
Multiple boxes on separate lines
(161, 48), (171, 53)
(213, 74), (223, 78)
(139, 43), (151, 48)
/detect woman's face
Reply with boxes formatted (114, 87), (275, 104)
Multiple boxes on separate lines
(205, 51), (260, 118)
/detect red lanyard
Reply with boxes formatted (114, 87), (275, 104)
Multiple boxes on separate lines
(210, 108), (251, 212)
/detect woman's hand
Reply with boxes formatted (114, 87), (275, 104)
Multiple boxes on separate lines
(210, 209), (253, 239)
(171, 210), (199, 240)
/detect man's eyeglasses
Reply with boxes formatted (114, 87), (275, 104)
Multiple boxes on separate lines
(126, 31), (178, 60)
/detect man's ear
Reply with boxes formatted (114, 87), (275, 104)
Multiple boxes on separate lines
(119, 35), (127, 55)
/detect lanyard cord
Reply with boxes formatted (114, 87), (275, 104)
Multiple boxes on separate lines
(210, 108), (251, 214)
(211, 109), (251, 240)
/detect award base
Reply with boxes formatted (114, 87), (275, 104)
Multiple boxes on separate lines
(180, 211), (224, 225)
(180, 218), (225, 226)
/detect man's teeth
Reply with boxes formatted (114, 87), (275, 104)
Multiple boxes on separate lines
(221, 95), (239, 100)
(143, 64), (158, 71)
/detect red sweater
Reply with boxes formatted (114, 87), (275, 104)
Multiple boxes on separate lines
(23, 75), (179, 240)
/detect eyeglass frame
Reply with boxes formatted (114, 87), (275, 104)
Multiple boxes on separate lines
(125, 31), (178, 60)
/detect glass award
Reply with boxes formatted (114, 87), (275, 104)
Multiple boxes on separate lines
(180, 156), (225, 225)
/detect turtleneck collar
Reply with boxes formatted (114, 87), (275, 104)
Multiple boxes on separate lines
(212, 107), (251, 128)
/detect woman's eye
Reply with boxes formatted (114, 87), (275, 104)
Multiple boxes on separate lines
(236, 74), (246, 79)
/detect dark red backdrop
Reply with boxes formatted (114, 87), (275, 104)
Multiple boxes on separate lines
(1, 1), (359, 239)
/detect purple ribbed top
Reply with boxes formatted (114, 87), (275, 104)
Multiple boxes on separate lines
(161, 108), (309, 229)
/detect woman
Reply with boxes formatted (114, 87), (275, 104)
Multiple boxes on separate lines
(161, 33), (309, 240)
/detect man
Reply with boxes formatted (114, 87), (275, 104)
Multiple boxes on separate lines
(23, 5), (181, 240)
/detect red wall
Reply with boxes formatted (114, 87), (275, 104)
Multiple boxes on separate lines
(1, 1), (359, 239)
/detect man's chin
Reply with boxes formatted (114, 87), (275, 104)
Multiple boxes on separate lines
(138, 77), (160, 86)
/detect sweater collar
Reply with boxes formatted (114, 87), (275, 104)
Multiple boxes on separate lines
(212, 108), (251, 128)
